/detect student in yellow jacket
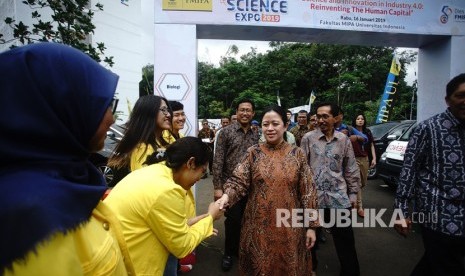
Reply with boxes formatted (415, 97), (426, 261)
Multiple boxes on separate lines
(0, 43), (135, 275)
(107, 95), (172, 185)
(105, 137), (223, 275)
(163, 101), (186, 144)
(163, 101), (199, 275)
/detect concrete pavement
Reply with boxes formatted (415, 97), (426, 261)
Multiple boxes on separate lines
(189, 176), (424, 276)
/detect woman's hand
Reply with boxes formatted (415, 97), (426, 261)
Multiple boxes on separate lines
(370, 159), (376, 168)
(207, 202), (223, 220)
(214, 189), (223, 201)
(216, 194), (229, 210)
(306, 228), (316, 250)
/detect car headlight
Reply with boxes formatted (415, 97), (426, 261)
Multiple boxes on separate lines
(380, 152), (387, 161)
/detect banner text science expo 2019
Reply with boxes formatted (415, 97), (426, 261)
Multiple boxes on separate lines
(156, 0), (465, 35)
(226, 0), (288, 22)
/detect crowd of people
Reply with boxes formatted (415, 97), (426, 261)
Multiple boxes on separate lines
(1, 42), (464, 276)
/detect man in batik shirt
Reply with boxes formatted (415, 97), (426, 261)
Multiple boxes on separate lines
(301, 102), (361, 276)
(394, 73), (465, 275)
(213, 99), (259, 271)
(290, 109), (311, 146)
(198, 119), (215, 176)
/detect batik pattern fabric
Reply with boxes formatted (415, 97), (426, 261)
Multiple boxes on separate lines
(395, 109), (465, 237)
(301, 129), (360, 209)
(290, 125), (311, 147)
(212, 122), (259, 190)
(197, 128), (215, 142)
(224, 141), (318, 275)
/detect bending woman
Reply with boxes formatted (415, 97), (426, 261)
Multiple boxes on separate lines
(105, 137), (223, 275)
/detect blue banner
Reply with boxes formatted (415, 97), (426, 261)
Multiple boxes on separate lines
(376, 54), (401, 124)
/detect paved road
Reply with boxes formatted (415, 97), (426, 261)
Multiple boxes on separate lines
(189, 177), (424, 276)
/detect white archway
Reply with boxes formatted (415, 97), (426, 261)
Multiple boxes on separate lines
(154, 1), (465, 135)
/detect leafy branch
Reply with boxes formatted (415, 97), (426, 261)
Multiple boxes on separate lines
(0, 0), (113, 67)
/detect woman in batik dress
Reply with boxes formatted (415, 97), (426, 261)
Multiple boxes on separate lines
(218, 105), (319, 276)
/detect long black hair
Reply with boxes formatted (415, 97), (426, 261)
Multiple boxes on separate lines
(108, 95), (171, 169)
(351, 113), (368, 133)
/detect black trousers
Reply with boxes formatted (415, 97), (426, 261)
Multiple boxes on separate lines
(411, 226), (465, 276)
(315, 208), (360, 276)
(224, 197), (247, 256)
(207, 143), (213, 173)
(311, 227), (322, 271)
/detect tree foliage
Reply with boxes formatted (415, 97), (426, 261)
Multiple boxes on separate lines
(198, 42), (417, 125)
(0, 0), (114, 67)
(139, 64), (154, 97)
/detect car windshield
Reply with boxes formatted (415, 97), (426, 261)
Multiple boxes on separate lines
(398, 122), (418, 141)
(368, 122), (399, 139)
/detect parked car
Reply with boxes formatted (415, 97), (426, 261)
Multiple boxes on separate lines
(377, 122), (418, 187)
(89, 124), (125, 186)
(367, 120), (416, 179)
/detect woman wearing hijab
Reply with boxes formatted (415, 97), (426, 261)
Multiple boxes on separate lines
(0, 43), (135, 275)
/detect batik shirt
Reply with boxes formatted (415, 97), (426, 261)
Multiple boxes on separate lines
(301, 129), (361, 209)
(212, 122), (259, 190)
(290, 125), (311, 147)
(198, 128), (214, 145)
(395, 109), (465, 237)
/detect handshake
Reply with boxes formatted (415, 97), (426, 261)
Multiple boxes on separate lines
(208, 193), (229, 221)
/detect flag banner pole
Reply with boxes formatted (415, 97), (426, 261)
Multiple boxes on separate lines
(308, 90), (316, 113)
(376, 54), (401, 124)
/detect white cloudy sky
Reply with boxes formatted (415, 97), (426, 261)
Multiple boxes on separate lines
(140, 0), (417, 83)
(197, 39), (271, 65)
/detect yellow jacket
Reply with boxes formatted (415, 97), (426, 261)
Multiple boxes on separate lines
(104, 163), (213, 275)
(162, 130), (184, 145)
(5, 202), (135, 276)
(130, 143), (156, 171)
(161, 131), (196, 219)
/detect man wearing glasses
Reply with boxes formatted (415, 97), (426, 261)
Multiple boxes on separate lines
(290, 109), (311, 147)
(301, 102), (361, 276)
(213, 99), (259, 271)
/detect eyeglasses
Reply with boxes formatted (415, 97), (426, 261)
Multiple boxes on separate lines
(109, 98), (119, 115)
(159, 106), (170, 116)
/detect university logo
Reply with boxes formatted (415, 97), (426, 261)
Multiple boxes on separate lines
(440, 5), (453, 24)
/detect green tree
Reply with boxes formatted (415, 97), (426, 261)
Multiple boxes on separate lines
(0, 0), (114, 67)
(198, 42), (417, 125)
(139, 64), (154, 97)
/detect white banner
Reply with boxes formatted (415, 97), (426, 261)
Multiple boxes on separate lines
(154, 24), (197, 137)
(155, 0), (465, 35)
